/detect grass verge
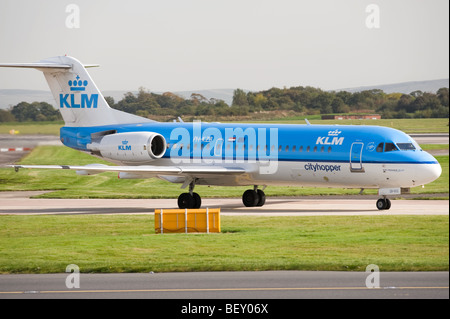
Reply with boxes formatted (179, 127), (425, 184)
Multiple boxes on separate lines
(0, 118), (448, 135)
(0, 215), (448, 273)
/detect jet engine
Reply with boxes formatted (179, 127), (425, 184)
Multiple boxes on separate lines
(87, 132), (167, 162)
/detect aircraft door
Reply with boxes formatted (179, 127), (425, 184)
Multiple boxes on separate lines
(350, 142), (365, 172)
(214, 138), (224, 157)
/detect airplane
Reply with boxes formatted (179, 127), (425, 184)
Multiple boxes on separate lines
(0, 56), (442, 210)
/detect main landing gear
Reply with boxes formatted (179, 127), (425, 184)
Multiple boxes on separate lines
(178, 181), (201, 209)
(376, 197), (391, 210)
(242, 186), (266, 207)
(177, 183), (267, 209)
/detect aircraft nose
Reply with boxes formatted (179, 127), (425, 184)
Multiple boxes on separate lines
(426, 162), (442, 183)
(417, 154), (442, 185)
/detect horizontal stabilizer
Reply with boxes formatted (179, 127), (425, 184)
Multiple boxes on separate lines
(0, 63), (98, 69)
(0, 62), (71, 69)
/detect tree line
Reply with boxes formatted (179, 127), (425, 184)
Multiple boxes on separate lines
(0, 101), (62, 122)
(233, 86), (449, 119)
(1, 86), (448, 122)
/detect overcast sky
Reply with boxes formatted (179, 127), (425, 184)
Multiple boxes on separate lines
(0, 0), (448, 93)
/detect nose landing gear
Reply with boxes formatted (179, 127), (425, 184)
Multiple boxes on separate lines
(376, 197), (391, 210)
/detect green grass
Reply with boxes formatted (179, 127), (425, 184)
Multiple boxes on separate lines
(0, 121), (63, 135)
(0, 215), (447, 273)
(0, 118), (449, 135)
(420, 144), (449, 151)
(0, 145), (448, 198)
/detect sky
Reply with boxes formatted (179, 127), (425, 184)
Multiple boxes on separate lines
(0, 0), (448, 93)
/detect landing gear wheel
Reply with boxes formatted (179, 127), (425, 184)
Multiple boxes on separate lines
(256, 189), (266, 207)
(192, 192), (201, 209)
(178, 193), (194, 209)
(376, 198), (386, 210)
(178, 180), (202, 209)
(376, 198), (391, 210)
(385, 198), (391, 210)
(242, 190), (259, 207)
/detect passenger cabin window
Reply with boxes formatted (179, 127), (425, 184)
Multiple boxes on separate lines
(384, 143), (399, 152)
(397, 143), (416, 151)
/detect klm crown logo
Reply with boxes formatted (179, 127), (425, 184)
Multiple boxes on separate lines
(328, 129), (342, 136)
(68, 75), (88, 92)
(59, 74), (98, 109)
(118, 140), (131, 151)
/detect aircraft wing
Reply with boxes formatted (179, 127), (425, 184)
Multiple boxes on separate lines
(8, 164), (247, 177)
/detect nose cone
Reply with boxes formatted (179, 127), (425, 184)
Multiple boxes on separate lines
(423, 162), (442, 184)
(417, 153), (442, 185)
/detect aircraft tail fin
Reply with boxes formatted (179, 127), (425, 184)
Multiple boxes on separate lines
(0, 56), (152, 127)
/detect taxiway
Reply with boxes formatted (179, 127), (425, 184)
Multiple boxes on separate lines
(0, 192), (448, 216)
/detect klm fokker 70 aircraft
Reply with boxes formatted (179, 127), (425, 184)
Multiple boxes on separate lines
(0, 56), (442, 210)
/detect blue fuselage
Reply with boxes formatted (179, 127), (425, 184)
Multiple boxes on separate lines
(60, 122), (438, 166)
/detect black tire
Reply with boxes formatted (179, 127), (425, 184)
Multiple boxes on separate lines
(376, 198), (386, 210)
(256, 189), (266, 207)
(178, 193), (194, 209)
(242, 189), (258, 207)
(192, 192), (201, 209)
(385, 198), (391, 210)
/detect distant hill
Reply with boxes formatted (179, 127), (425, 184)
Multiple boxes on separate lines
(1, 79), (448, 109)
(335, 78), (449, 94)
(0, 89), (55, 109)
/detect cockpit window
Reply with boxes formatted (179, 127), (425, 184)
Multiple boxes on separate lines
(385, 143), (399, 152)
(376, 143), (384, 152)
(397, 143), (416, 151)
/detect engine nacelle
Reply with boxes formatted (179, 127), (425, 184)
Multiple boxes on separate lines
(88, 132), (167, 162)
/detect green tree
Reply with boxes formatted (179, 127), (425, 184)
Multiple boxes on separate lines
(396, 94), (415, 113)
(11, 102), (39, 121)
(331, 97), (350, 113)
(104, 96), (115, 107)
(0, 109), (15, 122)
(310, 92), (333, 114)
(437, 88), (449, 107)
(37, 102), (61, 121)
(232, 89), (248, 106)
